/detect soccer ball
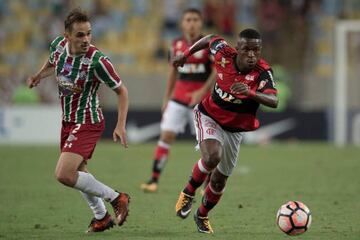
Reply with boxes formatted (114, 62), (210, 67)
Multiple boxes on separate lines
(276, 201), (312, 236)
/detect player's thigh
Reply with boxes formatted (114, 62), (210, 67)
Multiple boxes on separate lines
(161, 101), (188, 134)
(55, 152), (84, 179)
(217, 132), (244, 176)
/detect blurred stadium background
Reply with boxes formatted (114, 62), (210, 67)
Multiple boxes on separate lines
(0, 0), (360, 145)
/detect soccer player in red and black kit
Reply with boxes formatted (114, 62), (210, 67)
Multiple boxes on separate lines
(27, 9), (130, 233)
(174, 29), (278, 233)
(140, 8), (215, 192)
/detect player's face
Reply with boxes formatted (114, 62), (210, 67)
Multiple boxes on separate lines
(181, 12), (202, 37)
(236, 38), (262, 70)
(66, 21), (92, 55)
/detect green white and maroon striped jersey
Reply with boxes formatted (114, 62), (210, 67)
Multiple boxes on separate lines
(49, 36), (122, 124)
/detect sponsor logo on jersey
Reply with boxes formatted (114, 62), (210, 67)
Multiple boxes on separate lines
(177, 63), (206, 74)
(214, 83), (242, 104)
(216, 57), (230, 68)
(245, 74), (255, 81)
(57, 75), (83, 96)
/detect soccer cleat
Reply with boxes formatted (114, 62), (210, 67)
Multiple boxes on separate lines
(194, 210), (214, 234)
(86, 212), (114, 233)
(110, 192), (130, 226)
(175, 191), (194, 219)
(140, 181), (158, 193)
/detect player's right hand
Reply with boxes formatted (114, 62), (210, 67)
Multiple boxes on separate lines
(27, 75), (41, 88)
(172, 53), (187, 67)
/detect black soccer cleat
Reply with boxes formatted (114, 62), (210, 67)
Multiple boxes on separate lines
(194, 210), (214, 234)
(175, 191), (194, 219)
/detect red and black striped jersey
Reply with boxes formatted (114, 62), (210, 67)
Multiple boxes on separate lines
(49, 36), (122, 124)
(170, 36), (213, 106)
(198, 37), (277, 132)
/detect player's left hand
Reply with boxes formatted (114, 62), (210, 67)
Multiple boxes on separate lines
(230, 82), (250, 96)
(172, 53), (187, 67)
(187, 89), (205, 107)
(113, 126), (128, 148)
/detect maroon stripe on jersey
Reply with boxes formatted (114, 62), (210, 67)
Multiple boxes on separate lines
(54, 39), (67, 64)
(100, 57), (121, 83)
(194, 109), (204, 142)
(62, 56), (74, 76)
(69, 47), (97, 122)
(262, 89), (277, 95)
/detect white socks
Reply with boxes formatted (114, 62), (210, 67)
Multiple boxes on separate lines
(80, 191), (107, 220)
(74, 171), (119, 202)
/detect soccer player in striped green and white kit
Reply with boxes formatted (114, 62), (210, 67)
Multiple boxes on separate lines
(27, 9), (130, 233)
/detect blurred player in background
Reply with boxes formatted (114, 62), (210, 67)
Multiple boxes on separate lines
(140, 8), (216, 193)
(173, 29), (278, 233)
(27, 9), (130, 233)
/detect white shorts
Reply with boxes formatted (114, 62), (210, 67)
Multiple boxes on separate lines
(193, 106), (244, 176)
(160, 100), (195, 134)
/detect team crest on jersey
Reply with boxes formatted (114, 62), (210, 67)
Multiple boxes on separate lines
(258, 80), (268, 90)
(245, 74), (255, 81)
(193, 50), (204, 59)
(206, 128), (216, 135)
(217, 57), (230, 68)
(81, 57), (92, 65)
(67, 134), (78, 142)
(218, 73), (223, 80)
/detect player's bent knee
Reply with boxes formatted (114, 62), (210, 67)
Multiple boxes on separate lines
(55, 171), (76, 187)
(204, 151), (222, 169)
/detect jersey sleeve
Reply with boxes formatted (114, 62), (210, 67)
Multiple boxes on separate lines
(209, 36), (229, 55)
(49, 36), (64, 66)
(94, 56), (122, 89)
(257, 69), (277, 95)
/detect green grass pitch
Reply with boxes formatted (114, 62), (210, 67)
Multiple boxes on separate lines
(0, 142), (359, 239)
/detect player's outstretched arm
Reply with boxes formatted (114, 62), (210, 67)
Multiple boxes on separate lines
(113, 84), (129, 148)
(172, 34), (216, 67)
(230, 82), (278, 108)
(27, 60), (55, 88)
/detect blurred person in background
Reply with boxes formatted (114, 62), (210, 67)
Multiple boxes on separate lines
(27, 8), (130, 233)
(140, 8), (216, 193)
(173, 29), (278, 233)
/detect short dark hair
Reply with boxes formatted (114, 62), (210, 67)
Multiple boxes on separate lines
(239, 28), (261, 40)
(182, 8), (202, 18)
(64, 8), (90, 32)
